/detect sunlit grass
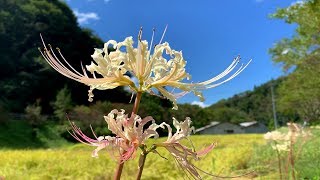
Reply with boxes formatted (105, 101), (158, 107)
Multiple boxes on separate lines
(1, 130), (319, 179)
(0, 134), (263, 179)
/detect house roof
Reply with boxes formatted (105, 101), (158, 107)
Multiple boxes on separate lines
(195, 121), (220, 133)
(239, 121), (257, 127)
(196, 121), (258, 133)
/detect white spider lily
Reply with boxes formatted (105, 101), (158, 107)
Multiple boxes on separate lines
(39, 35), (135, 102)
(39, 28), (251, 109)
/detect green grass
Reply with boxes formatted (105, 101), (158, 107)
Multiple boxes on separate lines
(249, 127), (320, 179)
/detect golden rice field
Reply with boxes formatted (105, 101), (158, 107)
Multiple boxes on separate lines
(0, 134), (265, 180)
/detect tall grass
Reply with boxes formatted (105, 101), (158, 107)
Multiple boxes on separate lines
(0, 134), (263, 179)
(249, 127), (320, 179)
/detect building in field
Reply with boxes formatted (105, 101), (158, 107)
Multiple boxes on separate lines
(196, 121), (268, 134)
(239, 121), (268, 134)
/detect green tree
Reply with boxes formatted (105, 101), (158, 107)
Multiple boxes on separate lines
(0, 105), (9, 125)
(210, 107), (250, 124)
(25, 101), (43, 127)
(0, 0), (129, 114)
(277, 53), (320, 123)
(270, 0), (320, 123)
(53, 86), (73, 121)
(269, 0), (320, 71)
(170, 103), (202, 123)
(25, 99), (44, 138)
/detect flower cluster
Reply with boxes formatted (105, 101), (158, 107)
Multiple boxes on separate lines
(264, 123), (312, 180)
(39, 28), (250, 110)
(264, 122), (311, 151)
(69, 109), (162, 161)
(68, 109), (215, 178)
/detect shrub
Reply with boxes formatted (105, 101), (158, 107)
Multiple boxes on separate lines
(25, 100), (44, 127)
(53, 86), (73, 122)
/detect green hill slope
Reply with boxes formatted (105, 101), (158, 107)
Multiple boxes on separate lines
(206, 77), (295, 129)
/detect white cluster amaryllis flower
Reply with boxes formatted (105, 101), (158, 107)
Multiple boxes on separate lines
(155, 117), (216, 179)
(264, 131), (289, 142)
(39, 27), (251, 110)
(264, 130), (290, 152)
(273, 141), (290, 151)
(264, 122), (312, 152)
(68, 109), (163, 162)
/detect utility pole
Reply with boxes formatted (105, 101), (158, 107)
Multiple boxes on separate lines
(271, 85), (278, 129)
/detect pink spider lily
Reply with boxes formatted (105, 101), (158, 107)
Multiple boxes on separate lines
(68, 109), (164, 162)
(155, 117), (216, 179)
(67, 120), (122, 158)
(104, 109), (163, 161)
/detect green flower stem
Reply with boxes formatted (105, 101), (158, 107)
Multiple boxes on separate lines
(113, 92), (143, 180)
(276, 148), (283, 180)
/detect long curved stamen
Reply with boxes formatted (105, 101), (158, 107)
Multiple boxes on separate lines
(198, 56), (240, 85)
(159, 24), (168, 45)
(203, 59), (252, 89)
(56, 48), (84, 77)
(39, 34), (85, 81)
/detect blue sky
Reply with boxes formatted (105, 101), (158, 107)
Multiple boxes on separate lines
(64, 0), (297, 107)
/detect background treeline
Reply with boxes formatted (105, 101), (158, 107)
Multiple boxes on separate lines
(0, 0), (131, 114)
(1, 0), (320, 145)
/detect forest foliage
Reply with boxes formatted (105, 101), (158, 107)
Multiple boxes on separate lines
(269, 0), (320, 123)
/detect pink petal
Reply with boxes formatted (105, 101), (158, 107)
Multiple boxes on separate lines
(92, 142), (109, 157)
(196, 143), (216, 157)
(120, 145), (136, 162)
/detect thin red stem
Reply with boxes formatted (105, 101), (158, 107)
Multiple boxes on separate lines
(289, 138), (296, 180)
(113, 92), (143, 180)
(132, 92), (142, 115)
(136, 149), (147, 180)
(113, 161), (124, 180)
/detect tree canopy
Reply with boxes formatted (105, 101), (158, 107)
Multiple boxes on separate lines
(270, 0), (320, 123)
(0, 0), (130, 113)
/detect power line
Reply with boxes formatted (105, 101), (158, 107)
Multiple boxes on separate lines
(271, 85), (278, 129)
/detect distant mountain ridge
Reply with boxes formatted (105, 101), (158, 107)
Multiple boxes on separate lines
(206, 77), (292, 129)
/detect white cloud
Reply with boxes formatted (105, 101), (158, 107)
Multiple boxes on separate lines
(191, 101), (209, 108)
(291, 1), (305, 6)
(73, 9), (99, 25)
